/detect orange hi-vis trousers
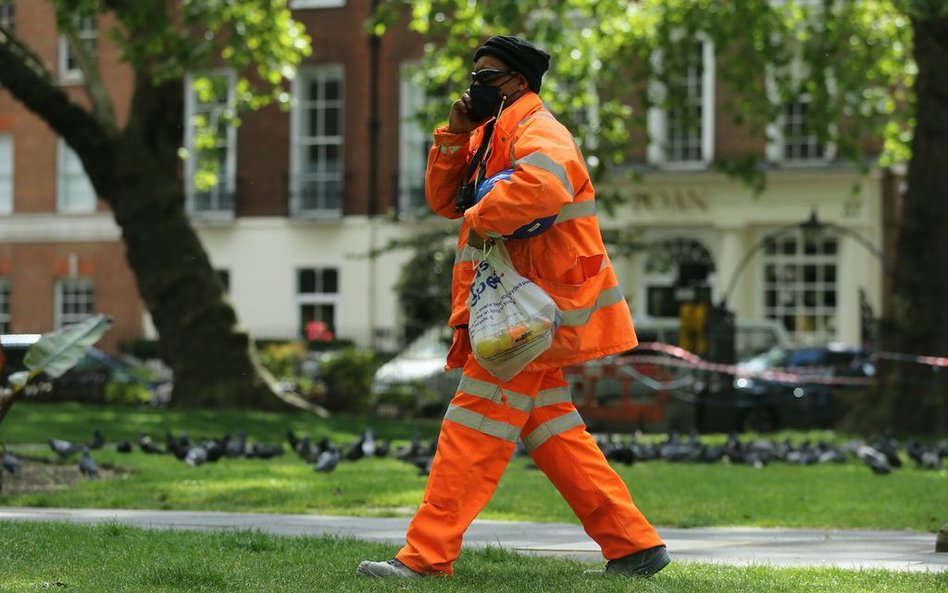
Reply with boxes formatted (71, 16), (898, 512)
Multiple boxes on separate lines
(396, 356), (665, 576)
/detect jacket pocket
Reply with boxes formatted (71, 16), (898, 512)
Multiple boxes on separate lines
(532, 249), (608, 306)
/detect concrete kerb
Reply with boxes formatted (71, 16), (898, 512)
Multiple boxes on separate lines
(1, 507), (945, 573)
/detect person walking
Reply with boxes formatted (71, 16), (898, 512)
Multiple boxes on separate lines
(358, 35), (669, 579)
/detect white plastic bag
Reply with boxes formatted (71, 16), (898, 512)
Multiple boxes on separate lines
(467, 240), (561, 381)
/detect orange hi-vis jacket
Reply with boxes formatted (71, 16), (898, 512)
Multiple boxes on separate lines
(426, 92), (638, 371)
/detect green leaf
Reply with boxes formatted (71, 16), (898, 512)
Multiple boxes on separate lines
(6, 371), (28, 388)
(23, 314), (114, 379)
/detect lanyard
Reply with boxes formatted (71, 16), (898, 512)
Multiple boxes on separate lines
(465, 119), (496, 188)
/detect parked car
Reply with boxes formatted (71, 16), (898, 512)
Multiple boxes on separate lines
(563, 317), (791, 433)
(632, 316), (791, 362)
(371, 327), (461, 417)
(371, 317), (792, 426)
(729, 344), (875, 432)
(0, 333), (171, 405)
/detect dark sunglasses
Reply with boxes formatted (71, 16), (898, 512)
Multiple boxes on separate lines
(470, 69), (517, 85)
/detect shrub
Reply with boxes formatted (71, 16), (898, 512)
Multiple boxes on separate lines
(319, 348), (376, 414)
(256, 341), (319, 400)
(104, 378), (153, 406)
(373, 381), (446, 418)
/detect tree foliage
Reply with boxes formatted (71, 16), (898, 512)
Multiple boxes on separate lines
(373, 1), (947, 433)
(373, 0), (914, 193)
(50, 0), (309, 92)
(0, 1), (316, 410)
(40, 0), (311, 185)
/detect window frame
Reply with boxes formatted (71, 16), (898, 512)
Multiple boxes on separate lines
(782, 98), (824, 160)
(295, 267), (340, 339)
(184, 70), (238, 219)
(397, 61), (430, 217)
(217, 269), (231, 294)
(0, 2), (15, 35)
(646, 37), (716, 169)
(0, 133), (12, 215)
(0, 277), (10, 334)
(57, 140), (97, 213)
(765, 61), (837, 165)
(641, 237), (716, 318)
(289, 0), (346, 8)
(55, 277), (95, 329)
(58, 14), (98, 83)
(760, 230), (839, 345)
(289, 64), (345, 218)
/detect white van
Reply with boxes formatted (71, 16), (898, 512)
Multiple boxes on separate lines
(371, 326), (461, 416)
(371, 317), (789, 418)
(631, 316), (790, 362)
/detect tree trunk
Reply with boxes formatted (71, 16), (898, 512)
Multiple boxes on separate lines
(79, 75), (286, 409)
(874, 14), (948, 435)
(108, 169), (281, 409)
(0, 11), (319, 412)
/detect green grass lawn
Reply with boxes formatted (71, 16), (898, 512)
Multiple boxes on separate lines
(2, 521), (944, 593)
(0, 402), (441, 445)
(1, 403), (945, 532)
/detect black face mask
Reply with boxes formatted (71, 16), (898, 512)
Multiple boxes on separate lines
(467, 84), (504, 123)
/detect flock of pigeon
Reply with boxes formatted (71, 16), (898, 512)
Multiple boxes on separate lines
(594, 431), (948, 475)
(287, 429), (438, 475)
(0, 427), (439, 483)
(0, 428), (945, 487)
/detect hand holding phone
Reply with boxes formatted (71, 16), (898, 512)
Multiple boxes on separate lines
(447, 92), (480, 134)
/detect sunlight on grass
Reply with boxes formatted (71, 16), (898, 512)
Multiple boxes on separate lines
(366, 490), (426, 507)
(266, 464), (314, 477)
(0, 580), (40, 592)
(2, 403), (945, 532)
(142, 562), (230, 589)
(4, 447), (944, 530)
(168, 477), (302, 498)
(2, 521), (944, 593)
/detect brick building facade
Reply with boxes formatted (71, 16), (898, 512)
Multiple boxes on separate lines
(0, 0), (888, 355)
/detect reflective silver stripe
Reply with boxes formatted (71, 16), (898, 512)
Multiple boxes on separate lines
(509, 112), (559, 163)
(443, 405), (521, 442)
(438, 145), (462, 155)
(449, 264), (625, 328)
(453, 201), (596, 263)
(522, 410), (585, 451)
(513, 151), (574, 197)
(516, 111), (557, 128)
(534, 386), (572, 407)
(559, 285), (626, 327)
(458, 376), (534, 413)
(554, 200), (596, 224)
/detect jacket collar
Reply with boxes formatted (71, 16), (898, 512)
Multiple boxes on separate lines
(494, 91), (544, 136)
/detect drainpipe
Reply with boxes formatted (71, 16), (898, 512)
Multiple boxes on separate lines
(368, 0), (380, 219)
(367, 0), (381, 349)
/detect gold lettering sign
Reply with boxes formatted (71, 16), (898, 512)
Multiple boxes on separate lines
(629, 188), (708, 212)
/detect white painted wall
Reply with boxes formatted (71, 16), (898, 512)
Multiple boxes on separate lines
(189, 167), (885, 352)
(599, 167), (884, 346)
(196, 216), (454, 349)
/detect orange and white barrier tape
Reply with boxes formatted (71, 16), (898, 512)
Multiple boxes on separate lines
(616, 342), (875, 386)
(594, 342), (948, 389)
(874, 351), (948, 368)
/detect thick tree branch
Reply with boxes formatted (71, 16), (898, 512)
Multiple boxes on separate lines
(123, 70), (185, 179)
(61, 23), (118, 133)
(0, 26), (110, 156)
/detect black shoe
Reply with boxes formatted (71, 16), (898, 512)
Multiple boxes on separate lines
(585, 545), (671, 577)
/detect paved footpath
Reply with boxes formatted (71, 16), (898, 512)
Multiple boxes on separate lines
(1, 507), (945, 573)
